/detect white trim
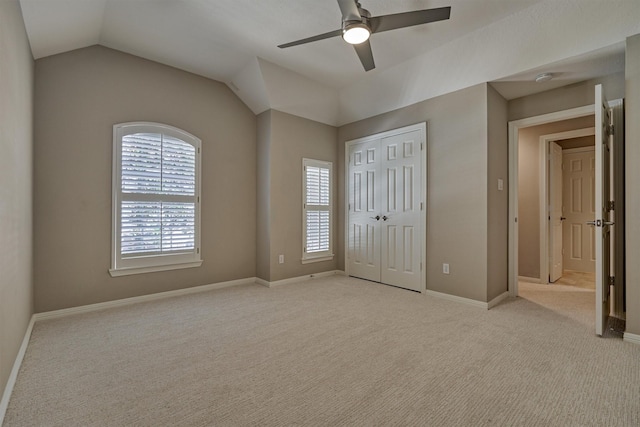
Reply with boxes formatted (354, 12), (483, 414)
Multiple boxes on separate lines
(0, 316), (35, 426)
(255, 277), (270, 287)
(302, 158), (334, 261)
(508, 105), (595, 298)
(258, 270), (343, 288)
(562, 146), (596, 154)
(109, 260), (203, 277)
(34, 277), (255, 321)
(425, 290), (488, 309)
(300, 255), (334, 264)
(425, 290), (510, 310)
(344, 122), (427, 294)
(518, 275), (544, 284)
(111, 122), (202, 274)
(539, 127), (596, 284)
(623, 332), (640, 345)
(487, 291), (510, 309)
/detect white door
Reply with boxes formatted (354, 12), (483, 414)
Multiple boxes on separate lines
(380, 131), (422, 291)
(348, 139), (381, 282)
(549, 141), (563, 282)
(594, 84), (613, 336)
(347, 126), (424, 292)
(562, 148), (596, 273)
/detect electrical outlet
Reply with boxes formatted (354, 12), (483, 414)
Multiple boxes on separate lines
(443, 263), (450, 274)
(278, 254), (284, 264)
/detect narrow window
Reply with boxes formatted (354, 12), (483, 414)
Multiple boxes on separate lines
(302, 158), (333, 263)
(110, 122), (202, 276)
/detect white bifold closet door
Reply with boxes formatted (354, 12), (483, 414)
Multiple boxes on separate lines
(348, 128), (423, 292)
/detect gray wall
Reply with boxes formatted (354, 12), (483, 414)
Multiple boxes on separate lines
(507, 72), (625, 122)
(34, 46), (257, 312)
(256, 111), (272, 281)
(257, 110), (338, 282)
(626, 34), (640, 336)
(0, 0), (33, 402)
(486, 85), (509, 301)
(338, 84), (495, 302)
(516, 116), (595, 279)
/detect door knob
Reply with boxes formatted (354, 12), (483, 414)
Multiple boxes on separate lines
(382, 215), (389, 221)
(560, 217), (566, 221)
(370, 215), (380, 221)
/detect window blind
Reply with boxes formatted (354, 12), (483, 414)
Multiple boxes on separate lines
(304, 160), (332, 257)
(120, 132), (196, 256)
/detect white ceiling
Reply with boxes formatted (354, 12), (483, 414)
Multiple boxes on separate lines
(18, 0), (640, 125)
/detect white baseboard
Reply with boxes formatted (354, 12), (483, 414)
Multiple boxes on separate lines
(34, 277), (256, 322)
(425, 289), (488, 309)
(487, 291), (510, 309)
(518, 276), (544, 284)
(258, 270), (343, 288)
(623, 332), (640, 346)
(0, 316), (35, 426)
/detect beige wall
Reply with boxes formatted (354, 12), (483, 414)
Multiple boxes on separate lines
(34, 46), (256, 312)
(625, 34), (640, 336)
(0, 0), (33, 402)
(257, 110), (338, 282)
(507, 72), (625, 122)
(338, 84), (493, 302)
(516, 116), (595, 279)
(256, 111), (272, 280)
(486, 85), (509, 301)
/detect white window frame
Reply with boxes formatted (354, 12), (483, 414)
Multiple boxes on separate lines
(302, 158), (333, 263)
(110, 122), (202, 277)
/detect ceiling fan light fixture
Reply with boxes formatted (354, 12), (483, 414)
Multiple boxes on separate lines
(342, 23), (370, 44)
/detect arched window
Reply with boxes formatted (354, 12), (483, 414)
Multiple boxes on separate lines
(110, 122), (202, 276)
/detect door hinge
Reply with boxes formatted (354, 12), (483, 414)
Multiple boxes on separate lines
(420, 262), (423, 271)
(197, 248), (200, 254)
(420, 142), (424, 150)
(420, 202), (423, 211)
(607, 124), (615, 136)
(609, 276), (615, 286)
(607, 201), (615, 211)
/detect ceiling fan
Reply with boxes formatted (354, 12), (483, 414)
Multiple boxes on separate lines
(278, 0), (451, 72)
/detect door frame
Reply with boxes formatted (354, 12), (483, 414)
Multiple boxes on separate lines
(538, 127), (596, 284)
(344, 122), (427, 293)
(508, 105), (594, 297)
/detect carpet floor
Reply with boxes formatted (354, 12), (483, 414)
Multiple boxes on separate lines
(4, 276), (640, 426)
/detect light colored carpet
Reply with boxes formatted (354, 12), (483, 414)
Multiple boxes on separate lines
(4, 276), (640, 426)
(553, 270), (596, 290)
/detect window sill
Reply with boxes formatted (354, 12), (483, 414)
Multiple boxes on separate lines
(301, 254), (334, 264)
(109, 260), (203, 277)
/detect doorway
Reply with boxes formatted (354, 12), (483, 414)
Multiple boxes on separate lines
(539, 127), (596, 285)
(508, 94), (625, 336)
(345, 123), (427, 293)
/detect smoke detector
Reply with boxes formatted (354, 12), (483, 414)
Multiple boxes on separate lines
(535, 73), (553, 83)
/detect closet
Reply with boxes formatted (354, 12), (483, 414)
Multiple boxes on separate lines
(346, 123), (426, 292)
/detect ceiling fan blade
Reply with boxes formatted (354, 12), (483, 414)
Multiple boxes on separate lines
(353, 40), (375, 71)
(337, 0), (362, 22)
(370, 6), (451, 34)
(278, 29), (343, 48)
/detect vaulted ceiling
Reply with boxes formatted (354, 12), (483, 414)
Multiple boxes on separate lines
(19, 0), (640, 125)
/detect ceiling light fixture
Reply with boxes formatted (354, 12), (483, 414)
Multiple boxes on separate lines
(342, 23), (371, 44)
(535, 73), (553, 83)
